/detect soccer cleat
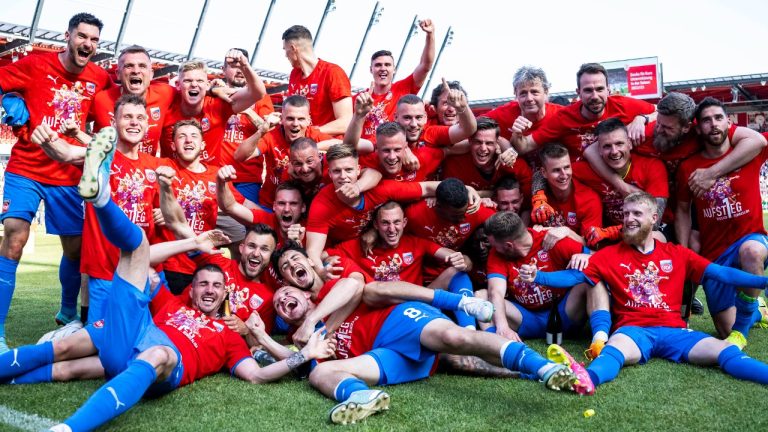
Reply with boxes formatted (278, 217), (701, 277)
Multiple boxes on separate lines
(55, 311), (80, 326)
(48, 424), (73, 432)
(0, 336), (8, 355)
(584, 340), (605, 361)
(78, 126), (117, 202)
(547, 344), (595, 395)
(753, 297), (768, 329)
(726, 330), (747, 350)
(541, 364), (577, 392)
(691, 297), (704, 315)
(458, 296), (494, 323)
(328, 390), (390, 425)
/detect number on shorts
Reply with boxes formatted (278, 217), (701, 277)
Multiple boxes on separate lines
(403, 307), (428, 322)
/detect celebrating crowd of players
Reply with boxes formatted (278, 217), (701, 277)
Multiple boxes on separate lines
(1, 12), (768, 430)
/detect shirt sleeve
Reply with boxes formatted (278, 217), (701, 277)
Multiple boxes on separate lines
(326, 63), (352, 102)
(486, 250), (508, 279)
(0, 54), (36, 92)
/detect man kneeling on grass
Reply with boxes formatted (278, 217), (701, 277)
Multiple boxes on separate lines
(0, 128), (335, 432)
(268, 241), (590, 425)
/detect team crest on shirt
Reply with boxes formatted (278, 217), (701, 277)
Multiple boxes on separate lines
(150, 107), (161, 121)
(2, 200), (9, 213)
(309, 84), (318, 95)
(208, 181), (217, 194)
(459, 222), (471, 235)
(249, 294), (264, 310)
(403, 252), (414, 265)
(201, 117), (211, 132)
(85, 82), (96, 94)
(212, 321), (225, 332)
(660, 260), (673, 273)
(145, 169), (157, 182)
(567, 212), (577, 226)
(537, 250), (550, 262)
(93, 319), (104, 328)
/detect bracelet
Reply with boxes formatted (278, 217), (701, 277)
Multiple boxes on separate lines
(286, 350), (307, 370)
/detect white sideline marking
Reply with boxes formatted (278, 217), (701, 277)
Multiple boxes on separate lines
(0, 404), (57, 431)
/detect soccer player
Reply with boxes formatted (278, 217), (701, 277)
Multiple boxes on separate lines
(480, 211), (588, 341)
(493, 176), (526, 215)
(676, 97), (768, 346)
(359, 19), (435, 142)
(0, 127), (333, 431)
(0, 13), (112, 352)
(33, 94), (162, 326)
(571, 118), (668, 248)
(282, 25), (352, 136)
(396, 83), (476, 150)
(526, 192), (768, 393)
(160, 52), (266, 166)
(427, 80), (469, 126)
(90, 45), (176, 156)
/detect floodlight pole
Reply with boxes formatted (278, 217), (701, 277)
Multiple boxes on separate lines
(393, 15), (418, 81)
(314, 0), (336, 48)
(113, 0), (135, 55)
(28, 0), (45, 44)
(349, 1), (382, 81)
(420, 26), (453, 100)
(186, 0), (211, 60)
(252, 0), (277, 65)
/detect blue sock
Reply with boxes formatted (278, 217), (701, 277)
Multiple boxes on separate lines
(485, 326), (497, 333)
(500, 341), (548, 375)
(94, 200), (143, 252)
(0, 256), (19, 338)
(59, 256), (80, 318)
(586, 345), (624, 386)
(2, 363), (53, 384)
(590, 310), (611, 337)
(430, 290), (462, 311)
(732, 292), (758, 337)
(447, 272), (475, 327)
(64, 359), (156, 431)
(0, 341), (53, 381)
(718, 345), (768, 384)
(333, 377), (369, 402)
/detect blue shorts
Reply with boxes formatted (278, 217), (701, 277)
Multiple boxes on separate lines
(702, 233), (768, 315)
(85, 274), (183, 395)
(513, 290), (581, 339)
(1, 172), (84, 235)
(615, 326), (710, 364)
(87, 277), (113, 325)
(233, 182), (262, 204)
(368, 302), (446, 385)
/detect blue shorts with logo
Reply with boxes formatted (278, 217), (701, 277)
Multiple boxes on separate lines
(233, 182), (262, 204)
(702, 233), (768, 315)
(615, 326), (710, 364)
(1, 172), (84, 235)
(85, 274), (183, 396)
(367, 302), (447, 385)
(512, 290), (581, 339)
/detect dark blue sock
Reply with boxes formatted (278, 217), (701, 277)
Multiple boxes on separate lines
(2, 363), (53, 384)
(447, 272), (475, 327)
(94, 200), (143, 252)
(333, 377), (369, 402)
(718, 345), (768, 384)
(586, 345), (624, 386)
(500, 341), (548, 375)
(732, 292), (758, 337)
(590, 309), (611, 337)
(0, 256), (19, 337)
(59, 256), (80, 318)
(64, 359), (156, 431)
(0, 341), (53, 381)
(430, 290), (462, 311)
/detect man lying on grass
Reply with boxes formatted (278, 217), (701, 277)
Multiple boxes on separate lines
(0, 128), (335, 432)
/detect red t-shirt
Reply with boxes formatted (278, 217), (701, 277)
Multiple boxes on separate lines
(358, 74), (420, 143)
(160, 95), (235, 166)
(81, 152), (163, 280)
(258, 126), (332, 207)
(0, 51), (112, 185)
(150, 287), (251, 386)
(158, 161), (219, 274)
(532, 95), (654, 157)
(486, 229), (582, 311)
(441, 153), (533, 196)
(484, 101), (563, 140)
(677, 145), (768, 261)
(219, 95), (275, 184)
(306, 180), (423, 244)
(582, 241), (710, 329)
(314, 251), (370, 302)
(542, 180), (604, 236)
(413, 125), (452, 149)
(333, 303), (395, 359)
(337, 235), (441, 286)
(359, 146), (444, 182)
(90, 83), (176, 156)
(287, 59), (351, 129)
(572, 155), (668, 226)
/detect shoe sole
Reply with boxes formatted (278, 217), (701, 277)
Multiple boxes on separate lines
(329, 392), (390, 425)
(78, 127), (117, 200)
(544, 366), (577, 391)
(547, 345), (595, 395)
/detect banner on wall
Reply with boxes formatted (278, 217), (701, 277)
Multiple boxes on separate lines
(600, 57), (662, 100)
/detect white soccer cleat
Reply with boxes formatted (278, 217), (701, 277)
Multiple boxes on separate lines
(37, 320), (84, 345)
(328, 390), (390, 425)
(79, 126), (117, 203)
(458, 296), (495, 323)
